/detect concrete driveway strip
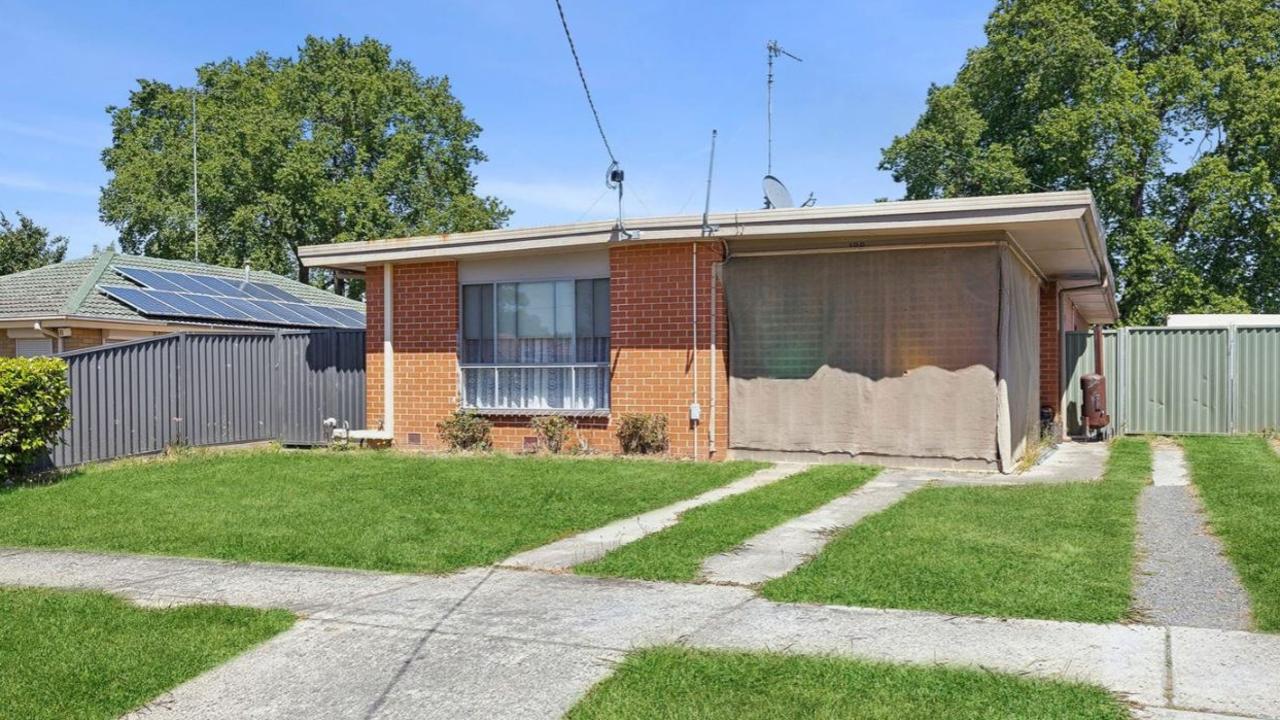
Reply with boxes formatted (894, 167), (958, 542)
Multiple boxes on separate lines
(699, 469), (932, 586)
(1134, 446), (1252, 630)
(500, 462), (809, 571)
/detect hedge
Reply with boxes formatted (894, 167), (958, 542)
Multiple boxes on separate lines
(0, 357), (71, 480)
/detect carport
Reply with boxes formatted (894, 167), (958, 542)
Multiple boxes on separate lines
(721, 192), (1118, 472)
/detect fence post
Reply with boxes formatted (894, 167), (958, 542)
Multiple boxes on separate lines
(272, 330), (284, 442)
(174, 333), (189, 447)
(1227, 325), (1237, 434)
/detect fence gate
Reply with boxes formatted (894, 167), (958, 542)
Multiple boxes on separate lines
(48, 329), (365, 468)
(1062, 326), (1280, 436)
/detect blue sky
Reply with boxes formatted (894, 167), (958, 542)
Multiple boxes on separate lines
(0, 1), (990, 259)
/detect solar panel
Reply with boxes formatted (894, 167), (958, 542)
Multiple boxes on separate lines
(288, 304), (340, 326)
(248, 282), (301, 303)
(253, 300), (316, 325)
(305, 306), (350, 328)
(333, 308), (367, 327)
(147, 290), (220, 317)
(188, 294), (252, 321)
(114, 267), (187, 293)
(103, 266), (362, 328)
(100, 286), (184, 316)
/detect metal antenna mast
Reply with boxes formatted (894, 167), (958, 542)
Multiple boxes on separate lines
(766, 40), (801, 177)
(191, 90), (199, 263)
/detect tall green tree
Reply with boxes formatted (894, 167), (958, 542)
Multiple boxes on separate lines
(100, 35), (510, 287)
(881, 0), (1280, 324)
(0, 212), (67, 276)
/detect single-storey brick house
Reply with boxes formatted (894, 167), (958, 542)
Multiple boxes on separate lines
(299, 191), (1116, 472)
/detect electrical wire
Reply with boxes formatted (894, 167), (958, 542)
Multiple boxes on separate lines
(554, 0), (616, 164)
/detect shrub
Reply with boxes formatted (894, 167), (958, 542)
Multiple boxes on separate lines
(437, 409), (492, 451)
(0, 357), (71, 480)
(616, 413), (668, 455)
(530, 415), (574, 454)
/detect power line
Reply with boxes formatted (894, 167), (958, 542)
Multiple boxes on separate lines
(554, 0), (616, 164)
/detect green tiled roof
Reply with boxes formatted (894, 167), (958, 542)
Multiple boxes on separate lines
(0, 251), (363, 324)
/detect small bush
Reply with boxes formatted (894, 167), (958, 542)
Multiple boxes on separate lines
(0, 357), (71, 480)
(530, 415), (574, 454)
(437, 409), (492, 451)
(616, 413), (668, 455)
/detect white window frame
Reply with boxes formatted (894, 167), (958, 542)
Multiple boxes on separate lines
(458, 277), (610, 413)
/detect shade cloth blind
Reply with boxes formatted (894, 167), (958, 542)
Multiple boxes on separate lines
(996, 245), (1041, 468)
(724, 246), (1003, 466)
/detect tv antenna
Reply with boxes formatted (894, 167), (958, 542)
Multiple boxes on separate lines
(766, 40), (801, 177)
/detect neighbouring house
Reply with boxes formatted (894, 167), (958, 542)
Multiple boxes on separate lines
(299, 190), (1117, 472)
(0, 250), (365, 357)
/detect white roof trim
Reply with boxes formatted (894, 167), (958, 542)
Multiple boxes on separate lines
(299, 190), (1118, 322)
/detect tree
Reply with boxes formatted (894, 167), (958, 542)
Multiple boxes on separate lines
(100, 35), (510, 288)
(880, 0), (1280, 324)
(0, 212), (67, 276)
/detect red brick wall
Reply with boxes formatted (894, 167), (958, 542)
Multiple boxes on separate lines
(609, 242), (729, 459)
(363, 242), (730, 459)
(1039, 283), (1060, 425)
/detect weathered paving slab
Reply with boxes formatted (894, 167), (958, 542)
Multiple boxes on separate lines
(1171, 626), (1280, 719)
(934, 440), (1110, 486)
(0, 548), (205, 591)
(1134, 446), (1252, 630)
(433, 569), (755, 649)
(1137, 709), (1269, 720)
(699, 470), (931, 585)
(123, 619), (427, 719)
(366, 632), (624, 720)
(681, 598), (1168, 707)
(500, 463), (809, 571)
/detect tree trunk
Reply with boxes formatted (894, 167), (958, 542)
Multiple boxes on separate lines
(335, 277), (347, 296)
(298, 264), (309, 285)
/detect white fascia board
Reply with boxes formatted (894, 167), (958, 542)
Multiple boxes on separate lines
(299, 192), (1100, 268)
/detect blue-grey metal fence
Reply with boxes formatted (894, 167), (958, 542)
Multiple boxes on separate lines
(1063, 326), (1280, 436)
(47, 329), (365, 467)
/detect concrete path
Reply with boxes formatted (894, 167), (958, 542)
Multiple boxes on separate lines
(933, 440), (1110, 487)
(1134, 445), (1252, 630)
(501, 462), (808, 571)
(699, 469), (933, 586)
(3, 548), (1280, 719)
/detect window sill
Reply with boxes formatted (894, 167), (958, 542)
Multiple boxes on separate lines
(461, 407), (611, 418)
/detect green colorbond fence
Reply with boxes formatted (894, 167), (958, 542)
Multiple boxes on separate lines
(1063, 326), (1280, 436)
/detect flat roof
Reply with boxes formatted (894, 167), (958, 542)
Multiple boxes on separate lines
(299, 190), (1118, 323)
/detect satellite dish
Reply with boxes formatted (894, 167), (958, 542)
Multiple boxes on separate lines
(762, 175), (794, 209)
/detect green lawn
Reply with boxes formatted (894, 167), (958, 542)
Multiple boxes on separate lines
(1183, 435), (1280, 631)
(565, 647), (1129, 720)
(0, 587), (292, 720)
(0, 450), (765, 574)
(761, 438), (1152, 623)
(577, 464), (879, 582)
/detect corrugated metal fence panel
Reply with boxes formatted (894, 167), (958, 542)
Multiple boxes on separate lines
(1235, 327), (1280, 432)
(1125, 328), (1230, 434)
(275, 330), (366, 445)
(53, 335), (181, 467)
(46, 329), (365, 468)
(181, 333), (279, 447)
(1062, 330), (1118, 436)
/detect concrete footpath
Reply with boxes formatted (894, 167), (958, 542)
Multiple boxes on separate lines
(1134, 445), (1252, 630)
(2, 548), (1279, 720)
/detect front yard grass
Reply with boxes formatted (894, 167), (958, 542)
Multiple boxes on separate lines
(564, 647), (1129, 720)
(1182, 435), (1280, 631)
(576, 464), (879, 582)
(0, 587), (292, 720)
(0, 450), (765, 574)
(761, 438), (1152, 623)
